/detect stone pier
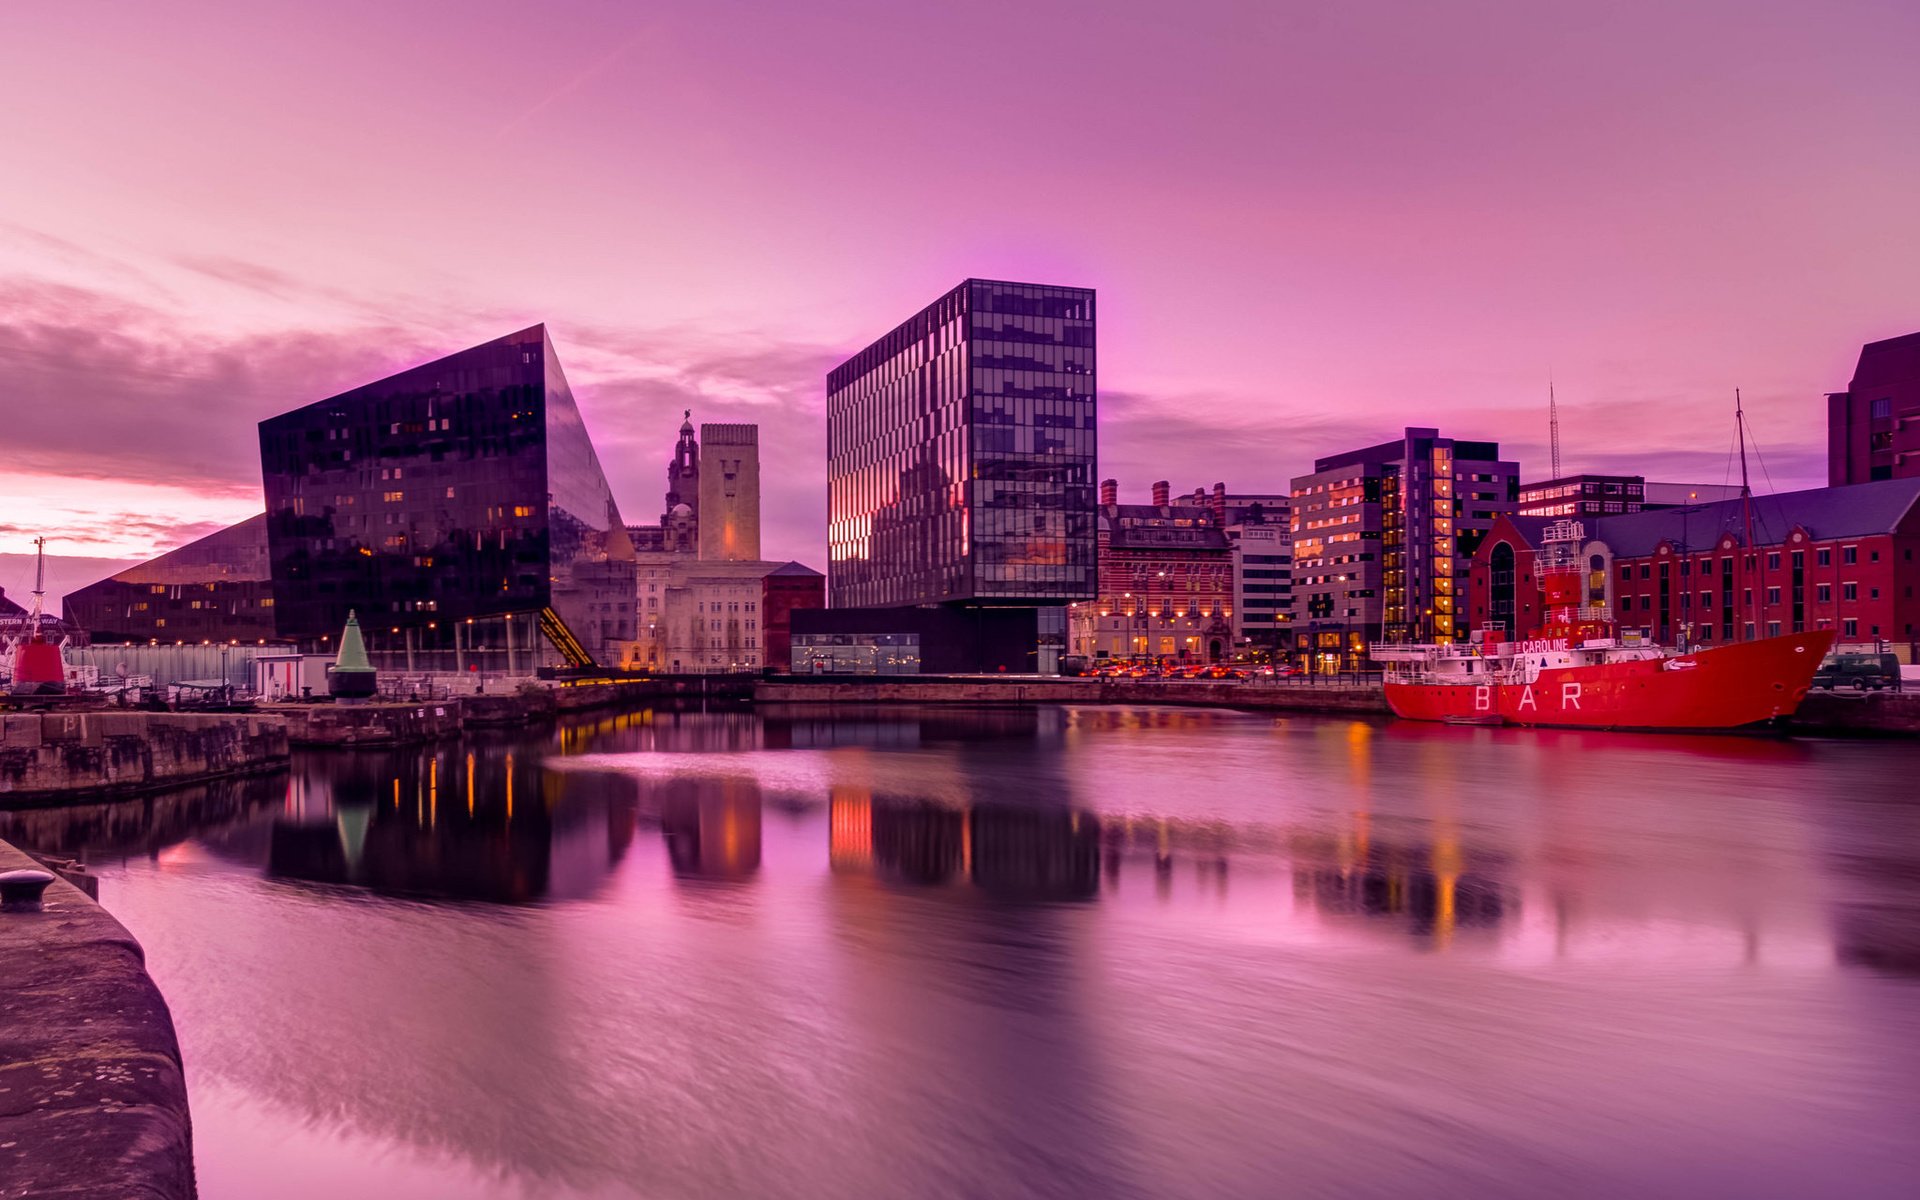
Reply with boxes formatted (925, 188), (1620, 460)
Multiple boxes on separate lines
(0, 713), (289, 804)
(0, 839), (196, 1199)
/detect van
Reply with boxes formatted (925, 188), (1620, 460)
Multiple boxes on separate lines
(1811, 652), (1902, 692)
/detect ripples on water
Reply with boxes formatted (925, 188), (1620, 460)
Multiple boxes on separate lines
(5, 705), (1919, 1200)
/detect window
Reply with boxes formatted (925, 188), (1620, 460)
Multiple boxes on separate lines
(1817, 548), (1830, 567)
(1767, 621), (1781, 638)
(1843, 546), (1858, 565)
(1843, 583), (1858, 601)
(1816, 584), (1831, 602)
(1767, 552), (1781, 570)
(1870, 398), (1891, 419)
(1767, 587), (1781, 605)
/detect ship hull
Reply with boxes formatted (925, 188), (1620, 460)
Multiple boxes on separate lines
(1385, 630), (1835, 731)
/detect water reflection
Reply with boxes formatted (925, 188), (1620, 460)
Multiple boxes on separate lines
(4, 707), (1918, 1200)
(263, 746), (638, 903)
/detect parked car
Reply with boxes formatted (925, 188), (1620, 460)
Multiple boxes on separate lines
(1811, 652), (1902, 692)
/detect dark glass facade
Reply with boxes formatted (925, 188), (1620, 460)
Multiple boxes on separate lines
(64, 515), (278, 643)
(826, 280), (1097, 608)
(791, 605), (1044, 674)
(258, 325), (636, 668)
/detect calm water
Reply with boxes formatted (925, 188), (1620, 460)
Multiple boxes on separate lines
(7, 705), (1920, 1200)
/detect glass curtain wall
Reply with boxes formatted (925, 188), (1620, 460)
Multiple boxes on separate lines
(826, 280), (1096, 608)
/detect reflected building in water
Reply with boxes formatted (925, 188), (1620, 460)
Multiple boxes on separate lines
(659, 777), (763, 880)
(829, 791), (1100, 901)
(268, 745), (636, 903)
(1289, 832), (1513, 945)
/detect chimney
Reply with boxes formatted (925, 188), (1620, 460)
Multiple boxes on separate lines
(1212, 482), (1227, 526)
(1099, 478), (1118, 506)
(1151, 480), (1170, 506)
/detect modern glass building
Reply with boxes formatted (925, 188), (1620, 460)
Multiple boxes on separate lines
(258, 325), (636, 670)
(63, 514), (277, 644)
(826, 280), (1097, 610)
(1289, 427), (1517, 670)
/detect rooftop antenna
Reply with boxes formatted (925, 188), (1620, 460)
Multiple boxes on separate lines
(1549, 373), (1562, 479)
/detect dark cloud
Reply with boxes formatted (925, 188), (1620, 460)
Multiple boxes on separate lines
(0, 276), (453, 494)
(0, 273), (845, 564)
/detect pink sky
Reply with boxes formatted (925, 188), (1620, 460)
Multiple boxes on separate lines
(3, 0), (1917, 591)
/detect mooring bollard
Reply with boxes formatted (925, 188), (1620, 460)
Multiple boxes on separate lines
(0, 869), (57, 912)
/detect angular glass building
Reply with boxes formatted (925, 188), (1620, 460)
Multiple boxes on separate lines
(826, 280), (1097, 609)
(63, 514), (277, 643)
(258, 325), (636, 670)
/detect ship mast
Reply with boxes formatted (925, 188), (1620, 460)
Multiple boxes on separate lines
(29, 536), (47, 628)
(1736, 391), (1755, 642)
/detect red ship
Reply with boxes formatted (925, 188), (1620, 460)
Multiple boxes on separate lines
(1375, 517), (1833, 732)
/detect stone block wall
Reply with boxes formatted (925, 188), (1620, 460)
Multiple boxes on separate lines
(0, 714), (289, 801)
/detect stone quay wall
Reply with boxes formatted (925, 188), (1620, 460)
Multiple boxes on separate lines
(269, 700), (465, 747)
(755, 677), (1392, 716)
(0, 839), (196, 1199)
(0, 713), (288, 803)
(1789, 690), (1920, 736)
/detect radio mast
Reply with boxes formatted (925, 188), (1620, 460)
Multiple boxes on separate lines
(1549, 376), (1562, 479)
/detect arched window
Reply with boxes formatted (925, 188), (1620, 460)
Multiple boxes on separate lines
(1491, 542), (1517, 633)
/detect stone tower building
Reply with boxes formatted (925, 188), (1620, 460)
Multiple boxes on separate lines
(698, 423), (761, 561)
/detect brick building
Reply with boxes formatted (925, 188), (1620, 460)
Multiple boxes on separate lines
(1070, 479), (1234, 664)
(1468, 478), (1920, 661)
(1829, 331), (1920, 485)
